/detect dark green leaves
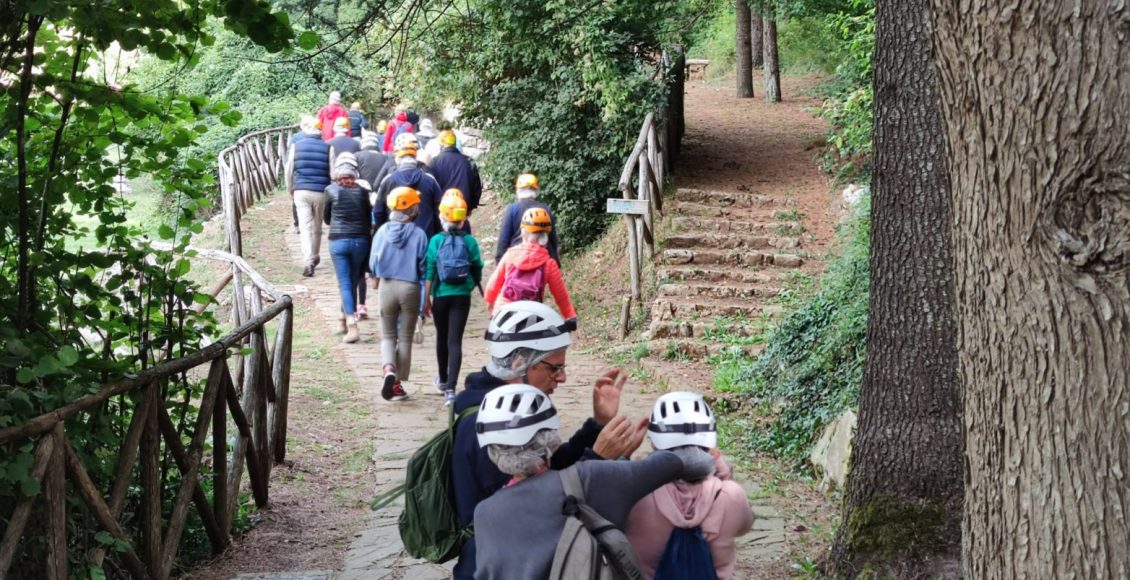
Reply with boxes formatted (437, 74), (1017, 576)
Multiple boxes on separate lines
(297, 30), (319, 50)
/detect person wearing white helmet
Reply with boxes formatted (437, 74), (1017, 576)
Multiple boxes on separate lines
(471, 385), (718, 580)
(449, 301), (640, 580)
(625, 392), (754, 580)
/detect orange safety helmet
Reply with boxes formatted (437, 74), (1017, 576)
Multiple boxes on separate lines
(515, 173), (539, 191)
(439, 189), (468, 222)
(520, 207), (553, 233)
(387, 186), (421, 211)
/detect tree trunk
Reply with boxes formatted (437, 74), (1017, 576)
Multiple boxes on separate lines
(750, 10), (764, 69)
(827, 0), (963, 576)
(735, 0), (753, 98)
(931, 2), (1130, 577)
(762, 17), (780, 102)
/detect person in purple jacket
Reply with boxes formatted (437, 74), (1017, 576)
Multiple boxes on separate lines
(448, 301), (641, 580)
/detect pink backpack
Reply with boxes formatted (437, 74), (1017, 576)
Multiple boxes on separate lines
(502, 264), (546, 302)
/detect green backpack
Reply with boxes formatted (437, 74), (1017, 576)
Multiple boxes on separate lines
(371, 406), (477, 563)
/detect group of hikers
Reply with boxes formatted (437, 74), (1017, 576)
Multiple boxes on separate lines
(286, 90), (754, 579)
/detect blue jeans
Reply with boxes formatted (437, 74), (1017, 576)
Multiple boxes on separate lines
(329, 237), (371, 316)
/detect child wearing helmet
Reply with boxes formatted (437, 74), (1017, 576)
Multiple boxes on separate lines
(495, 173), (560, 264)
(625, 393), (754, 580)
(369, 186), (430, 401)
(423, 189), (485, 405)
(472, 385), (718, 580)
(485, 207), (576, 325)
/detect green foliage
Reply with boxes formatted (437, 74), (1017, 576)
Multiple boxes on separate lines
(399, 0), (700, 249)
(0, 0), (293, 573)
(714, 196), (870, 467)
(815, 0), (875, 179)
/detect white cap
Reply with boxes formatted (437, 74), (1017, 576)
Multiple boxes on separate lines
(476, 384), (560, 447)
(329, 90), (342, 104)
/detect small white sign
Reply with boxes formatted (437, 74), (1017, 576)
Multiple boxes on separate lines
(606, 198), (649, 215)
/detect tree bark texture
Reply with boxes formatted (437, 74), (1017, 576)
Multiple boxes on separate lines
(931, 2), (1130, 577)
(762, 17), (780, 102)
(750, 9), (764, 69)
(735, 0), (754, 98)
(828, 0), (963, 575)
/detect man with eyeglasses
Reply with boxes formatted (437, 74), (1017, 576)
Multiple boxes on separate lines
(449, 300), (645, 580)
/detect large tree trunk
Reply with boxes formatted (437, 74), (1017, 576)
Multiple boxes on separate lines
(750, 10), (763, 69)
(827, 0), (963, 576)
(931, 2), (1130, 577)
(735, 0), (753, 98)
(762, 17), (780, 102)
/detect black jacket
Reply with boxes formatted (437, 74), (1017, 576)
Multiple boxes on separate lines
(429, 147), (482, 212)
(373, 165), (444, 237)
(323, 183), (371, 240)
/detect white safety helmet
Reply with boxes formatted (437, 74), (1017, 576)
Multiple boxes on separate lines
(476, 384), (561, 447)
(648, 391), (717, 450)
(485, 301), (572, 359)
(394, 132), (419, 152)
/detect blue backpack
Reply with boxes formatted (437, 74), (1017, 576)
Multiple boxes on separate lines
(653, 527), (717, 580)
(436, 233), (471, 284)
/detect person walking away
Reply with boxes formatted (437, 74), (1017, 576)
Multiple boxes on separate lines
(348, 102), (367, 137)
(317, 90), (349, 141)
(423, 191), (483, 405)
(373, 133), (444, 237)
(496, 173), (560, 264)
(626, 392), (754, 580)
(485, 208), (576, 323)
(450, 301), (637, 580)
(285, 120), (331, 277)
(370, 186), (428, 401)
(328, 117), (360, 164)
(355, 134), (394, 318)
(416, 118), (437, 151)
(288, 115), (319, 233)
(471, 385), (717, 580)
(406, 107), (420, 132)
(382, 106), (410, 153)
(429, 130), (482, 225)
(323, 153), (372, 343)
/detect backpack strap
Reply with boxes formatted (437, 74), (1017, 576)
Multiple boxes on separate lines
(559, 464), (585, 504)
(449, 404), (477, 428)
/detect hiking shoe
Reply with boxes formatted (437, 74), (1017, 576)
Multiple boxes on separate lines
(443, 389), (456, 406)
(357, 304), (369, 319)
(390, 381), (409, 400)
(302, 264), (315, 277)
(433, 375), (447, 394)
(381, 365), (398, 401)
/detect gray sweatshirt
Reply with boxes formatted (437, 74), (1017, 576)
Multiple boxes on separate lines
(473, 450), (712, 580)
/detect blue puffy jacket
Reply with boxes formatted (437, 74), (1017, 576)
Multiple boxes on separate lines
(450, 368), (603, 580)
(292, 137), (331, 192)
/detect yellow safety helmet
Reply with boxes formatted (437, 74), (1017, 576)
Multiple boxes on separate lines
(440, 189), (468, 222)
(515, 173), (539, 191)
(387, 186), (421, 211)
(520, 207), (553, 233)
(440, 130), (457, 147)
(377, 119), (388, 133)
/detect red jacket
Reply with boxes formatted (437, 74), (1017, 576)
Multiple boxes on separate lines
(382, 111), (411, 153)
(485, 243), (576, 319)
(316, 103), (349, 141)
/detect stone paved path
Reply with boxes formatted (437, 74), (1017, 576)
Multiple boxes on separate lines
(269, 198), (786, 578)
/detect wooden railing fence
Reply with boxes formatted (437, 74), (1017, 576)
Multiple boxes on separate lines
(613, 48), (685, 338)
(0, 123), (298, 579)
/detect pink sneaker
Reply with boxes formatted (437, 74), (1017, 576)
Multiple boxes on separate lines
(357, 304), (369, 319)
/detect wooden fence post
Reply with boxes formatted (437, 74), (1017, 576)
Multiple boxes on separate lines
(45, 425), (67, 580)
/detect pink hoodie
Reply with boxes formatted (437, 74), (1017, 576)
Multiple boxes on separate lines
(626, 459), (754, 580)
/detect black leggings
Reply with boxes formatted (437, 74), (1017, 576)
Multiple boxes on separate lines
(433, 294), (472, 390)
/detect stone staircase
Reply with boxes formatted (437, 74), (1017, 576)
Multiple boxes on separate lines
(641, 187), (806, 361)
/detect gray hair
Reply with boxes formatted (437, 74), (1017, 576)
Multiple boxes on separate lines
(486, 429), (563, 476)
(521, 230), (549, 247)
(441, 219), (462, 232)
(485, 347), (559, 381)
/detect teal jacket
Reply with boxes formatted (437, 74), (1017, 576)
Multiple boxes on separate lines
(425, 230), (484, 297)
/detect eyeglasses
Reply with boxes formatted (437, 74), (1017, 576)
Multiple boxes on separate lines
(537, 361), (567, 376)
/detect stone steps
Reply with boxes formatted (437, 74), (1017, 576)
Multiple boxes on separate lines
(673, 188), (795, 209)
(669, 202), (796, 220)
(658, 265), (790, 286)
(648, 320), (764, 340)
(658, 282), (783, 300)
(659, 248), (805, 268)
(650, 297), (787, 321)
(618, 338), (765, 362)
(669, 216), (804, 236)
(665, 234), (801, 251)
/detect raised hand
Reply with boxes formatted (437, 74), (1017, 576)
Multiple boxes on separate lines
(592, 368), (628, 426)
